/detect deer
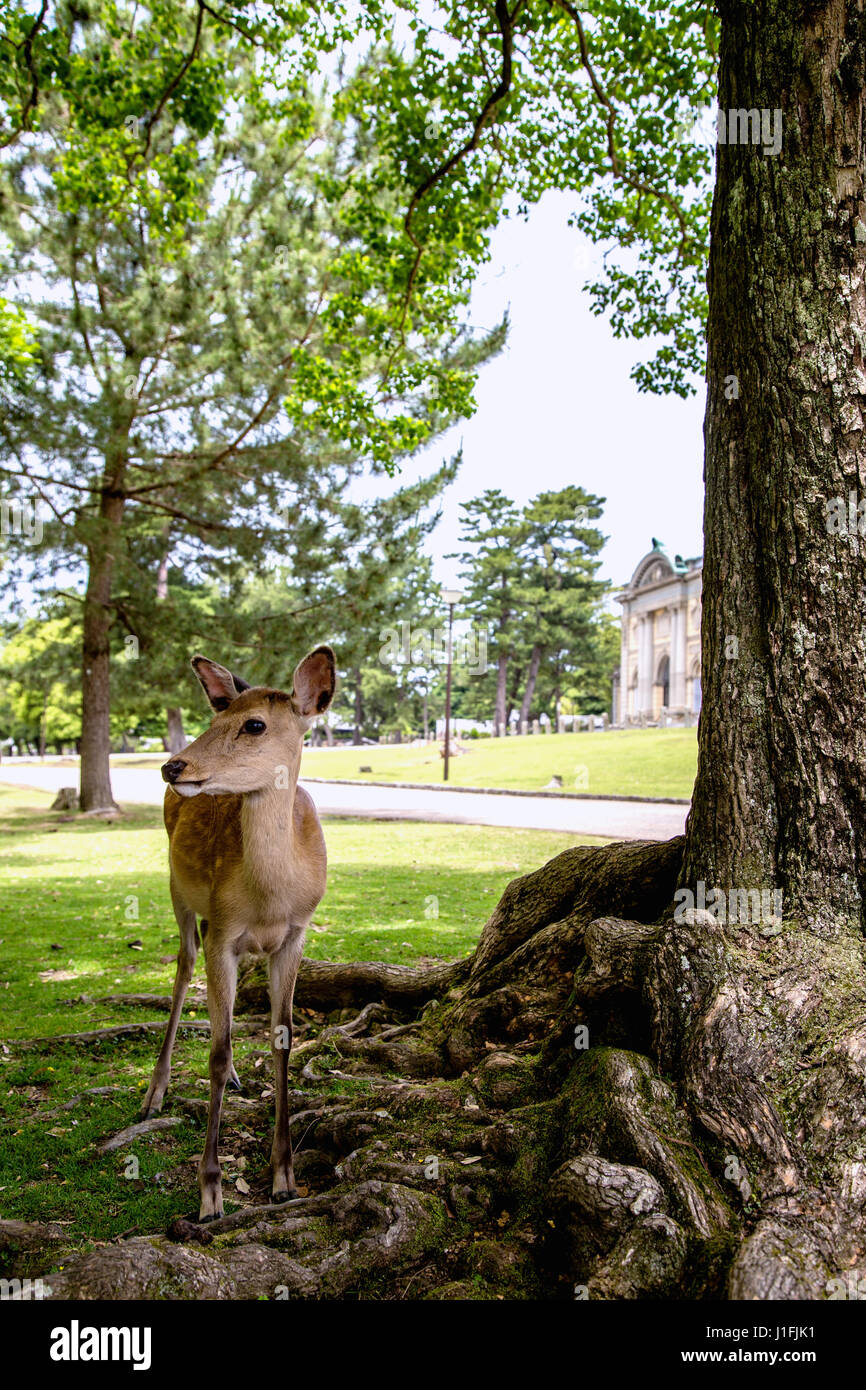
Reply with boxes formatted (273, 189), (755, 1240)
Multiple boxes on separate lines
(141, 645), (336, 1222)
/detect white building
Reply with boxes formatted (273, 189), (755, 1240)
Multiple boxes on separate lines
(612, 545), (702, 725)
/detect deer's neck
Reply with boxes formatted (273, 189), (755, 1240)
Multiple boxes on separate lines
(240, 779), (298, 913)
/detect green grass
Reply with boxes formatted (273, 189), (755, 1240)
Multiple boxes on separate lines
(298, 726), (697, 799)
(88, 725), (696, 797)
(0, 787), (605, 1241)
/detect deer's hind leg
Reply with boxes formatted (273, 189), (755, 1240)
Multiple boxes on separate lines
(141, 878), (199, 1118)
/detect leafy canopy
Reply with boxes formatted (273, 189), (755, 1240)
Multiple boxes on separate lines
(1, 1), (718, 398)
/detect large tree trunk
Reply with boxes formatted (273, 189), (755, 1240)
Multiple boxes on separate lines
(519, 643), (542, 725)
(165, 707), (186, 755)
(494, 652), (508, 733)
(79, 486), (124, 811)
(672, 0), (866, 1297)
(683, 1), (866, 927)
(156, 528), (187, 756)
(352, 667), (363, 745)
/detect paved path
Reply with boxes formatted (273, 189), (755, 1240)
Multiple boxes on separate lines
(0, 763), (687, 841)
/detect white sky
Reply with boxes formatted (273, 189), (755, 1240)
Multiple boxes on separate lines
(377, 188), (707, 595)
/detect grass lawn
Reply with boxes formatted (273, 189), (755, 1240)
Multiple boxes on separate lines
(103, 725), (696, 797)
(0, 787), (604, 1242)
(298, 726), (697, 799)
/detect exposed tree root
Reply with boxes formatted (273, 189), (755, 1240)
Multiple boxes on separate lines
(96, 1116), (187, 1153)
(16, 1018), (267, 1049)
(10, 834), (866, 1299)
(92, 992), (204, 1010)
(237, 955), (471, 1015)
(42, 1183), (449, 1300)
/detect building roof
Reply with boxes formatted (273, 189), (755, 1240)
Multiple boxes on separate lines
(615, 548), (702, 602)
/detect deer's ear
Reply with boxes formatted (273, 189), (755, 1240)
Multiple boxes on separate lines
(292, 645), (336, 720)
(191, 656), (247, 712)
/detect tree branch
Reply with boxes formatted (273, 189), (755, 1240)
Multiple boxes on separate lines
(133, 1), (206, 174)
(397, 0), (519, 336)
(0, 0), (48, 148)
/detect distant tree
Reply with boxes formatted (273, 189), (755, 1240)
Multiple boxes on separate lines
(0, 24), (499, 808)
(325, 469), (457, 742)
(551, 607), (621, 718)
(512, 486), (607, 723)
(453, 486), (608, 727)
(450, 490), (526, 734)
(0, 607), (81, 754)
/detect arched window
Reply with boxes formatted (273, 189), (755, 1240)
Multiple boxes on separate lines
(656, 654), (670, 708)
(689, 658), (702, 713)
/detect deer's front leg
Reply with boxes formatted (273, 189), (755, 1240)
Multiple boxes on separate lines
(268, 933), (304, 1202)
(198, 942), (238, 1222)
(141, 888), (198, 1118)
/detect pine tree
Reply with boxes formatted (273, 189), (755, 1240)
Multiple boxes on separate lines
(513, 486), (607, 724)
(451, 490), (527, 734)
(0, 28), (501, 807)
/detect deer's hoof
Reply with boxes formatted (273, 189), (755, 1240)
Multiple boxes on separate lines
(140, 1082), (166, 1119)
(197, 1187), (224, 1223)
(272, 1188), (299, 1204)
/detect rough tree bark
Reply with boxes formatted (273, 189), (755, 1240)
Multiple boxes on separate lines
(519, 643), (542, 725)
(79, 485), (124, 812)
(668, 0), (866, 1298)
(683, 0), (866, 926)
(79, 386), (138, 812)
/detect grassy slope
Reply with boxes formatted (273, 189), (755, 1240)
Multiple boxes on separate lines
(0, 788), (604, 1238)
(301, 727), (697, 799)
(106, 726), (698, 799)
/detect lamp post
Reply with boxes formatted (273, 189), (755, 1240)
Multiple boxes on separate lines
(441, 588), (462, 781)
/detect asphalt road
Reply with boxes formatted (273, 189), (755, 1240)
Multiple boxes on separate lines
(0, 762), (687, 841)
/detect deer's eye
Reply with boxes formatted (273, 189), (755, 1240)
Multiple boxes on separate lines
(242, 718), (266, 735)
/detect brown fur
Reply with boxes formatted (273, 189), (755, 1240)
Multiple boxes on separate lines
(141, 649), (336, 1221)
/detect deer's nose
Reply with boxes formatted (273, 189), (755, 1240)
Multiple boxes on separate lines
(162, 759), (188, 784)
